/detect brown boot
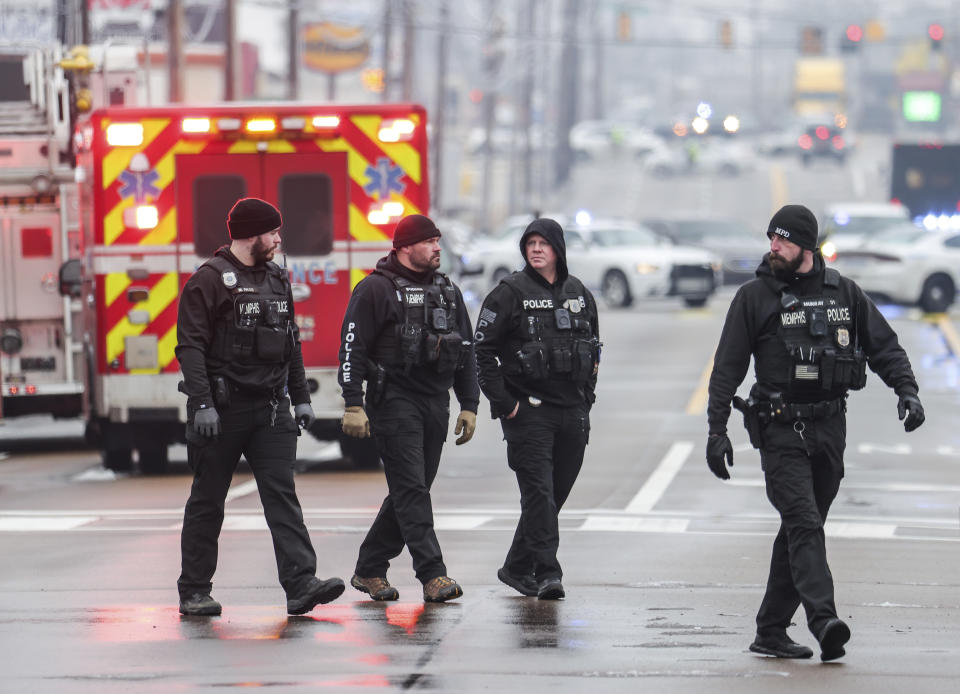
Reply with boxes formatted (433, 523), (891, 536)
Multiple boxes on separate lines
(350, 574), (399, 601)
(423, 576), (463, 603)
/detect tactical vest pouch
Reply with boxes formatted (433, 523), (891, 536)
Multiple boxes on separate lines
(550, 346), (573, 375)
(832, 348), (867, 390)
(432, 332), (467, 374)
(572, 339), (596, 381)
(517, 342), (549, 380)
(229, 326), (256, 362)
(399, 324), (423, 369)
(255, 326), (287, 362)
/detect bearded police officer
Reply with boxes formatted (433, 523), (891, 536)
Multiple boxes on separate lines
(175, 197), (345, 616)
(475, 217), (600, 600)
(707, 204), (925, 661)
(338, 214), (479, 604)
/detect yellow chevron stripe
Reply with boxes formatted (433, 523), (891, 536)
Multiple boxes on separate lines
(153, 139), (208, 193)
(351, 267), (370, 289)
(105, 272), (132, 307)
(316, 138), (371, 188)
(138, 206), (177, 246)
(157, 323), (178, 369)
(101, 118), (171, 190)
(103, 197), (135, 246)
(227, 139), (297, 154)
(350, 114), (421, 185)
(106, 272), (179, 364)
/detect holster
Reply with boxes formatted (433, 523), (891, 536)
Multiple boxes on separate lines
(367, 361), (388, 406)
(732, 394), (768, 449)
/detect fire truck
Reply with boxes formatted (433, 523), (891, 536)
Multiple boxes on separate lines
(0, 47), (84, 421)
(65, 102), (428, 472)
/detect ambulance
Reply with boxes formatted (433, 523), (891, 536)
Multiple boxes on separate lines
(67, 103), (429, 472)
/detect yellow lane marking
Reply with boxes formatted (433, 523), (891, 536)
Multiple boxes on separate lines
(770, 162), (788, 212)
(934, 314), (960, 355)
(685, 354), (714, 415)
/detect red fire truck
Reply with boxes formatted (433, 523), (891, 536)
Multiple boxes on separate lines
(64, 103), (429, 472)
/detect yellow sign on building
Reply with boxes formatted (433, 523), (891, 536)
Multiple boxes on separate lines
(302, 23), (370, 74)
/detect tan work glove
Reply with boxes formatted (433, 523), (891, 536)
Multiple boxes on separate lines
(342, 406), (370, 438)
(454, 410), (477, 445)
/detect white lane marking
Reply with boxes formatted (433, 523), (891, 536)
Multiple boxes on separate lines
(221, 516), (268, 530)
(225, 479), (258, 503)
(825, 521), (896, 539)
(624, 442), (694, 514)
(725, 479), (960, 493)
(857, 443), (911, 455)
(579, 517), (689, 533)
(0, 516), (96, 531)
(434, 515), (493, 530)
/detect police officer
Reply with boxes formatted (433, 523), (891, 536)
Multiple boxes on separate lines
(706, 204), (925, 661)
(338, 214), (479, 603)
(175, 197), (345, 616)
(475, 217), (600, 600)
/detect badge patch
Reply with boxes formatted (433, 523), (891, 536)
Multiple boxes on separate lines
(564, 298), (582, 314)
(222, 271), (237, 288)
(836, 327), (850, 347)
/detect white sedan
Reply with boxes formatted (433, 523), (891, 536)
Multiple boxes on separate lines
(830, 226), (960, 313)
(466, 217), (720, 308)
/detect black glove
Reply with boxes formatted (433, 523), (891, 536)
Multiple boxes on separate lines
(193, 407), (220, 438)
(706, 433), (734, 480)
(897, 394), (924, 433)
(294, 403), (315, 429)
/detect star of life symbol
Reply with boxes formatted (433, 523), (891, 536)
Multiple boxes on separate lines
(118, 152), (160, 203)
(363, 157), (407, 200)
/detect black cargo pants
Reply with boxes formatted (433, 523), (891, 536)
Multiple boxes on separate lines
(178, 392), (318, 600)
(756, 413), (845, 640)
(500, 400), (589, 582)
(356, 389), (449, 584)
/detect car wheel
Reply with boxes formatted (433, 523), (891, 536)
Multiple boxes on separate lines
(683, 296), (708, 308)
(919, 274), (955, 313)
(601, 270), (633, 308)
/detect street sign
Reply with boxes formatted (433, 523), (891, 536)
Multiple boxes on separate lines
(301, 22), (370, 74)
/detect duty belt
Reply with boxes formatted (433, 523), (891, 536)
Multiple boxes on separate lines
(773, 396), (846, 422)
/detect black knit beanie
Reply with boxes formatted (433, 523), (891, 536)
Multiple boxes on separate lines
(227, 198), (282, 240)
(767, 204), (819, 251)
(393, 214), (441, 249)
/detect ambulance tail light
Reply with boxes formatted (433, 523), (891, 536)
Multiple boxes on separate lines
(245, 118), (276, 133)
(106, 123), (144, 147)
(368, 201), (405, 225)
(182, 117), (211, 133)
(123, 205), (159, 230)
(312, 115), (341, 130)
(378, 118), (415, 143)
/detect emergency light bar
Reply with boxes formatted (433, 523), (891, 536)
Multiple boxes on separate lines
(378, 118), (415, 142)
(106, 123), (144, 146)
(182, 117), (211, 133)
(245, 118), (277, 133)
(313, 116), (340, 129)
(281, 117), (306, 130)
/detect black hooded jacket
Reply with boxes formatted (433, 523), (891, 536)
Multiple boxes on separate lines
(475, 218), (600, 418)
(337, 251), (479, 411)
(707, 252), (919, 435)
(176, 245), (309, 409)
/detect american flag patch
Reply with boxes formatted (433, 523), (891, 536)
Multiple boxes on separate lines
(480, 308), (498, 324)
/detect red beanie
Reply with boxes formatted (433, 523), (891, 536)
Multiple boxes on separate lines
(393, 214), (441, 249)
(227, 198), (282, 240)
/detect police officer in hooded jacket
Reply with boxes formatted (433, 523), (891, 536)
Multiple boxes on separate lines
(706, 204), (925, 661)
(337, 214), (479, 604)
(175, 197), (345, 617)
(475, 217), (600, 600)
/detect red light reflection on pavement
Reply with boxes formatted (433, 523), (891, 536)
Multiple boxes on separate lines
(385, 603), (425, 635)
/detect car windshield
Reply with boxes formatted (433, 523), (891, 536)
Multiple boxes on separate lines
(588, 226), (658, 247)
(668, 220), (754, 243)
(826, 216), (906, 237)
(871, 227), (928, 244)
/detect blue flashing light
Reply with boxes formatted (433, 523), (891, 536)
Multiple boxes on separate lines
(833, 212), (850, 226)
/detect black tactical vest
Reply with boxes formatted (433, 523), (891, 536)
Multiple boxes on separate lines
(204, 256), (295, 365)
(371, 268), (468, 375)
(500, 271), (599, 383)
(775, 268), (867, 396)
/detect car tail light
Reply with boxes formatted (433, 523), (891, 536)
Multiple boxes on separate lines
(798, 134), (813, 150)
(832, 135), (845, 150)
(815, 126), (829, 140)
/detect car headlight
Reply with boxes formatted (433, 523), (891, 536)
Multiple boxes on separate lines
(635, 263), (660, 274)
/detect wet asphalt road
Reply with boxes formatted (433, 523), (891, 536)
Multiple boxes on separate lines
(2, 145), (960, 693)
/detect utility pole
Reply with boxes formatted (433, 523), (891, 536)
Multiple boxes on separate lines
(80, 0), (90, 45)
(511, 0), (537, 215)
(382, 0), (393, 102)
(224, 0), (237, 100)
(401, 0), (415, 101)
(168, 0), (185, 103)
(555, 0), (580, 185)
(591, 0), (604, 120)
(432, 0), (450, 213)
(479, 5), (504, 233)
(288, 0), (300, 101)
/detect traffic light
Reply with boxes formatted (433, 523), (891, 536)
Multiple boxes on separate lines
(616, 11), (631, 42)
(929, 23), (944, 50)
(719, 19), (733, 49)
(840, 24), (863, 52)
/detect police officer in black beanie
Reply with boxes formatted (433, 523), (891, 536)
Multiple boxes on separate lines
(338, 213), (479, 603)
(706, 203), (924, 661)
(475, 217), (601, 600)
(175, 197), (344, 616)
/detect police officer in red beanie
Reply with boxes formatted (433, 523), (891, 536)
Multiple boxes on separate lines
(175, 197), (344, 616)
(337, 213), (479, 603)
(707, 204), (924, 661)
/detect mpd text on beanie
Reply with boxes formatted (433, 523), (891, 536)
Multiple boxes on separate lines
(767, 204), (818, 251)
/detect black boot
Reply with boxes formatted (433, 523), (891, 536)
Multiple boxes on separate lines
(179, 592), (222, 616)
(818, 618), (851, 661)
(749, 633), (813, 659)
